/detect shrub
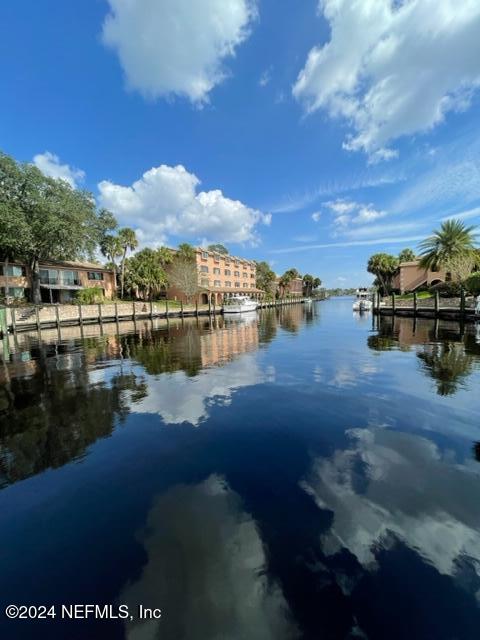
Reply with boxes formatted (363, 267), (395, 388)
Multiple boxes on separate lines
(464, 273), (480, 295)
(75, 287), (105, 304)
(429, 281), (463, 298)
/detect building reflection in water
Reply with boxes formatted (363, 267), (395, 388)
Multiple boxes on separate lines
(120, 475), (299, 640)
(0, 312), (275, 486)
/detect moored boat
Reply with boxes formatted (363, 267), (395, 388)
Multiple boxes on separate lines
(223, 295), (258, 314)
(353, 288), (373, 312)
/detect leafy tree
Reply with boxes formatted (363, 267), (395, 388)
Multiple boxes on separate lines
(0, 151), (107, 303)
(398, 248), (416, 263)
(367, 253), (399, 295)
(207, 243), (228, 255)
(118, 227), (138, 298)
(464, 272), (480, 295)
(419, 220), (477, 273)
(124, 248), (168, 300)
(313, 277), (322, 291)
(255, 260), (276, 295)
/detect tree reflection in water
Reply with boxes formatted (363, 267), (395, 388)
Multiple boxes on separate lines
(369, 316), (479, 396)
(418, 342), (475, 396)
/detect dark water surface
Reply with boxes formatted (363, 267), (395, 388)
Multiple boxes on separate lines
(1, 298), (480, 640)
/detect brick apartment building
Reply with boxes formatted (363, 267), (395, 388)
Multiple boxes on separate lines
(0, 260), (116, 303)
(167, 247), (264, 305)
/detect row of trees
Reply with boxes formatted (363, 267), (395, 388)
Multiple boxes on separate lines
(255, 263), (322, 298)
(0, 152), (118, 303)
(1, 151), (323, 303)
(367, 220), (479, 295)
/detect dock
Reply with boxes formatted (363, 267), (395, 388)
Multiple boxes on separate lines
(0, 296), (318, 336)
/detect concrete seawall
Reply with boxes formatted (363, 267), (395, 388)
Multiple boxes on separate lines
(2, 297), (316, 335)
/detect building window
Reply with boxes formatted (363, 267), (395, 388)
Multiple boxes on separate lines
(243, 272), (248, 278)
(225, 281), (231, 287)
(214, 280), (221, 287)
(224, 269), (231, 276)
(243, 283), (248, 288)
(2, 264), (25, 277)
(213, 267), (221, 275)
(234, 271), (240, 277)
(214, 255), (220, 263)
(39, 268), (59, 285)
(60, 270), (80, 286)
(250, 284), (255, 289)
(1, 286), (25, 299)
(87, 271), (103, 281)
(235, 282), (240, 288)
(201, 251), (209, 260)
(200, 265), (209, 273)
(250, 273), (255, 279)
(200, 278), (209, 287)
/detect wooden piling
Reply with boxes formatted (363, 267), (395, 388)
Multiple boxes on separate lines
(434, 291), (439, 315)
(55, 305), (60, 328)
(78, 304), (83, 326)
(413, 291), (418, 316)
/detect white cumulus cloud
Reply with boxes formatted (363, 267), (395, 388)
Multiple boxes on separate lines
(293, 0), (480, 160)
(98, 164), (270, 246)
(33, 151), (85, 188)
(102, 0), (257, 104)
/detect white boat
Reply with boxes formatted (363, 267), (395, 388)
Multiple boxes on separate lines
(223, 295), (258, 314)
(353, 288), (373, 312)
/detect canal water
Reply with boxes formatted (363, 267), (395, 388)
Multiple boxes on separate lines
(1, 297), (480, 640)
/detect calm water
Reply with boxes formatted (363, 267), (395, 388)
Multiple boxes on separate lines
(1, 298), (480, 640)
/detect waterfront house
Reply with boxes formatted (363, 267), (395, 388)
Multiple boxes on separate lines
(391, 260), (446, 294)
(0, 259), (116, 303)
(167, 248), (264, 305)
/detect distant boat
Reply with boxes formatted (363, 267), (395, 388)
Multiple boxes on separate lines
(353, 288), (373, 312)
(223, 295), (258, 314)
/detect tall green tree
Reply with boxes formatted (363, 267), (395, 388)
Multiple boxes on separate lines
(207, 243), (228, 255)
(124, 248), (168, 300)
(398, 248), (416, 263)
(367, 253), (399, 296)
(419, 220), (477, 273)
(176, 243), (196, 262)
(302, 274), (314, 296)
(118, 227), (138, 299)
(255, 261), (276, 295)
(0, 152), (106, 303)
(100, 235), (123, 294)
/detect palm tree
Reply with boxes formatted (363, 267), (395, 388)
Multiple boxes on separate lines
(367, 253), (399, 296)
(100, 234), (123, 295)
(302, 274), (314, 296)
(419, 220), (477, 273)
(118, 228), (138, 298)
(176, 243), (196, 263)
(398, 248), (416, 263)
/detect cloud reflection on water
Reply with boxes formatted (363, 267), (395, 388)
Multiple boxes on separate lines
(120, 475), (298, 640)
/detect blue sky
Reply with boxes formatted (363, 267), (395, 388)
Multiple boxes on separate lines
(1, 0), (480, 287)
